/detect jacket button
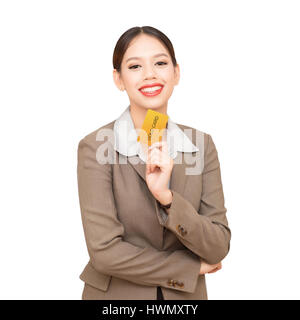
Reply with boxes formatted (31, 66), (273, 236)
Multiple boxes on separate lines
(176, 224), (187, 236)
(176, 224), (182, 232)
(167, 279), (176, 287)
(175, 281), (184, 288)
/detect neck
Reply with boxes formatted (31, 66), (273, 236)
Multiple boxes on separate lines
(129, 103), (168, 130)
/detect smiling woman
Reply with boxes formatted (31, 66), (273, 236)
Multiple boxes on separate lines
(77, 26), (230, 301)
(112, 26), (180, 120)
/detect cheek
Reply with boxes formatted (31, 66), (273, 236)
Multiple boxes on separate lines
(159, 68), (176, 83)
(122, 72), (141, 89)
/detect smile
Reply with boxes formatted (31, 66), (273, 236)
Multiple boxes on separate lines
(139, 85), (164, 97)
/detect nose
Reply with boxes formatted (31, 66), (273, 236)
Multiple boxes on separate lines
(143, 62), (156, 79)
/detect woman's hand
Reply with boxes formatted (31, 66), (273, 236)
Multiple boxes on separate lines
(199, 260), (222, 275)
(145, 141), (174, 205)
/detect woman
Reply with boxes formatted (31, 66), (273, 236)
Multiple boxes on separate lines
(77, 26), (231, 300)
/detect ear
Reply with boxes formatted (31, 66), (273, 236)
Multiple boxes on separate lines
(113, 69), (125, 91)
(174, 63), (180, 86)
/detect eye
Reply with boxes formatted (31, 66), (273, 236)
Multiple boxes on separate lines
(129, 64), (140, 70)
(156, 61), (168, 66)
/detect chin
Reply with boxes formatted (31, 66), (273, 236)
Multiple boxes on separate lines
(142, 99), (168, 108)
(131, 98), (167, 111)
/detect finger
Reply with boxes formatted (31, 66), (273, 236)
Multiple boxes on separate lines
(149, 141), (162, 150)
(146, 148), (152, 173)
(149, 159), (159, 173)
(212, 262), (221, 268)
(208, 267), (219, 273)
(147, 149), (157, 173)
(146, 153), (153, 174)
(208, 269), (217, 274)
(148, 141), (166, 152)
(208, 264), (222, 273)
(147, 146), (170, 172)
(150, 156), (161, 173)
(146, 160), (151, 174)
(149, 143), (170, 167)
(153, 141), (168, 154)
(161, 140), (168, 154)
(146, 146), (153, 163)
(150, 146), (165, 159)
(147, 150), (159, 173)
(147, 144), (160, 156)
(148, 148), (162, 165)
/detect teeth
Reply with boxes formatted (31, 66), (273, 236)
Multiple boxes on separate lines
(140, 86), (162, 93)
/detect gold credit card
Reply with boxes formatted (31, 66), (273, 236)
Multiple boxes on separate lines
(137, 109), (169, 146)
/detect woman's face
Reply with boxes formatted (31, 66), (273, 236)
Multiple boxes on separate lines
(113, 34), (180, 112)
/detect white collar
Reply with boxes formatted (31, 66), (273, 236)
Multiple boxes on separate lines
(113, 105), (199, 163)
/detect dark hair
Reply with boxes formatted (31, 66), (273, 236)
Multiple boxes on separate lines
(113, 26), (177, 73)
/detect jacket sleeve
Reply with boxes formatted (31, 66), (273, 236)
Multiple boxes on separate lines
(77, 137), (201, 293)
(157, 133), (231, 264)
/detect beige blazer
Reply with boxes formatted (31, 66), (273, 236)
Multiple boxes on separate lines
(77, 117), (231, 300)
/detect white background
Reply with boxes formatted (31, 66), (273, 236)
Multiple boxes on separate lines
(1, 0), (299, 299)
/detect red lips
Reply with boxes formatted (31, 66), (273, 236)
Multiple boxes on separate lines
(139, 84), (164, 97)
(139, 83), (164, 90)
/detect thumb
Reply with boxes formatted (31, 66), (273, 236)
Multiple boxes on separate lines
(161, 140), (169, 154)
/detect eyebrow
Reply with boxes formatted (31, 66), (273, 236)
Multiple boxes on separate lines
(125, 53), (169, 63)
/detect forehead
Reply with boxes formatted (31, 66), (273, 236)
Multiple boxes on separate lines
(123, 34), (169, 60)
